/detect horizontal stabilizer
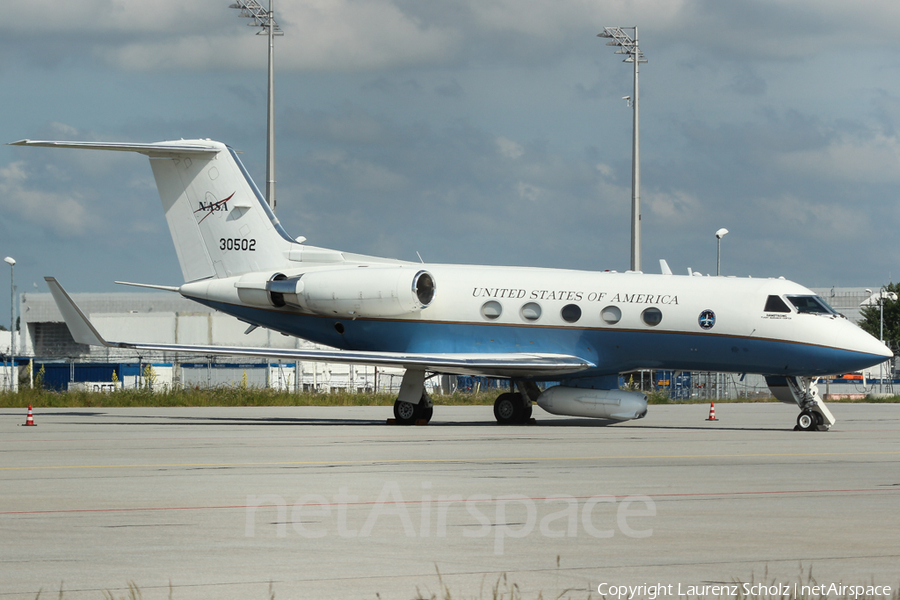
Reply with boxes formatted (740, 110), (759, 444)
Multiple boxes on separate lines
(9, 139), (219, 157)
(44, 278), (594, 378)
(115, 281), (181, 292)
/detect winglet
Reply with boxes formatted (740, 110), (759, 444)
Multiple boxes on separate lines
(44, 277), (111, 347)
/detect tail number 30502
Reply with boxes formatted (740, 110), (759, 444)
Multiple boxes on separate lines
(220, 238), (256, 251)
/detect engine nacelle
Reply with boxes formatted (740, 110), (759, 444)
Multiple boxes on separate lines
(536, 386), (648, 421)
(237, 266), (436, 318)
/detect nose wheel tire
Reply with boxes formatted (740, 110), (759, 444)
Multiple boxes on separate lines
(797, 410), (818, 431)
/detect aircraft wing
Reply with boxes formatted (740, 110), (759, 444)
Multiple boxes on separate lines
(45, 278), (593, 378)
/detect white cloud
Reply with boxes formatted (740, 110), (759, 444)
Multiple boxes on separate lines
(310, 150), (408, 192)
(496, 137), (524, 159)
(466, 0), (683, 38)
(755, 193), (865, 238)
(644, 190), (701, 222)
(516, 181), (541, 201)
(8, 0), (900, 71)
(668, 0), (900, 60)
(104, 0), (462, 71)
(0, 1), (215, 34)
(0, 161), (91, 235)
(595, 163), (614, 178)
(777, 133), (900, 184)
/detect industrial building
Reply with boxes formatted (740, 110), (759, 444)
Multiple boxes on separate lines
(6, 289), (411, 394)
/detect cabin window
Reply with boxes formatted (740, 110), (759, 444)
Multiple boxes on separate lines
(520, 302), (542, 321)
(601, 305), (622, 324)
(561, 304), (582, 323)
(641, 307), (663, 326)
(787, 295), (837, 315)
(764, 295), (791, 313)
(481, 300), (502, 320)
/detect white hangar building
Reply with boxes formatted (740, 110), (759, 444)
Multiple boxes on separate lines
(16, 290), (410, 393)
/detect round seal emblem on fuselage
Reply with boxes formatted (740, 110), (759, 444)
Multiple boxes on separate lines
(699, 309), (716, 330)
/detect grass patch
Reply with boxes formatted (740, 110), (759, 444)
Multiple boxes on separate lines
(0, 387), (502, 409)
(2, 387), (898, 409)
(644, 391), (779, 405)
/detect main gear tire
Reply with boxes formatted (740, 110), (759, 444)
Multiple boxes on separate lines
(493, 393), (519, 425)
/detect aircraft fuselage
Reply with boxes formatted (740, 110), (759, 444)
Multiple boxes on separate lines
(180, 263), (887, 381)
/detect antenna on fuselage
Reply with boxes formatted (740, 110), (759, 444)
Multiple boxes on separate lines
(659, 259), (672, 275)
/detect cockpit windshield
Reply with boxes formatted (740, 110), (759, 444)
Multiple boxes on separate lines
(786, 295), (838, 315)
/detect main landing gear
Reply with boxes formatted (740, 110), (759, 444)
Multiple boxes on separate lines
(390, 371), (537, 426)
(393, 394), (434, 425)
(493, 382), (538, 425)
(392, 369), (434, 425)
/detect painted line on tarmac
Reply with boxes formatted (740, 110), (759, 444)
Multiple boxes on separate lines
(2, 487), (898, 516)
(1, 450), (898, 471)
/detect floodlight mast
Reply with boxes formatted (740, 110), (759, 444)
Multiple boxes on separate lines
(599, 26), (647, 272)
(230, 0), (283, 214)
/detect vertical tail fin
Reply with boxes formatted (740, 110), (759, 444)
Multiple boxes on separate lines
(10, 139), (295, 282)
(147, 141), (294, 281)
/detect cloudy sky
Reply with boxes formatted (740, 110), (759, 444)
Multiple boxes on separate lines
(2, 0), (900, 322)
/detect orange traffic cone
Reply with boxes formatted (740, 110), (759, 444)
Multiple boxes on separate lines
(23, 404), (36, 426)
(706, 402), (718, 421)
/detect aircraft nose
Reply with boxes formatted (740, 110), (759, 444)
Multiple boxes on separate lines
(838, 320), (893, 360)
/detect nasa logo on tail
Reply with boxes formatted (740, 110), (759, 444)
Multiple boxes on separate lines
(698, 309), (716, 330)
(195, 192), (235, 223)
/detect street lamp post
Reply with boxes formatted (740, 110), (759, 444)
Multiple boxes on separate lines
(230, 0), (283, 213)
(865, 288), (875, 391)
(715, 228), (728, 276)
(4, 256), (14, 392)
(877, 289), (897, 393)
(599, 27), (647, 272)
(863, 287), (897, 394)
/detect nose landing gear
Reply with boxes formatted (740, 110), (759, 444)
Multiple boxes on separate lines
(766, 376), (835, 431)
(796, 409), (823, 432)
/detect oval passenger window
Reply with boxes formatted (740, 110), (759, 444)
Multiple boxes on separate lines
(601, 305), (621, 324)
(641, 307), (662, 326)
(561, 304), (582, 323)
(520, 302), (542, 321)
(481, 300), (502, 320)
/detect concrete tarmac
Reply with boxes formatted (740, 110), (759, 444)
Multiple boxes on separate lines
(1, 403), (899, 599)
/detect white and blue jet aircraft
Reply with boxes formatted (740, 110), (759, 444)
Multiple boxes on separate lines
(11, 138), (893, 431)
